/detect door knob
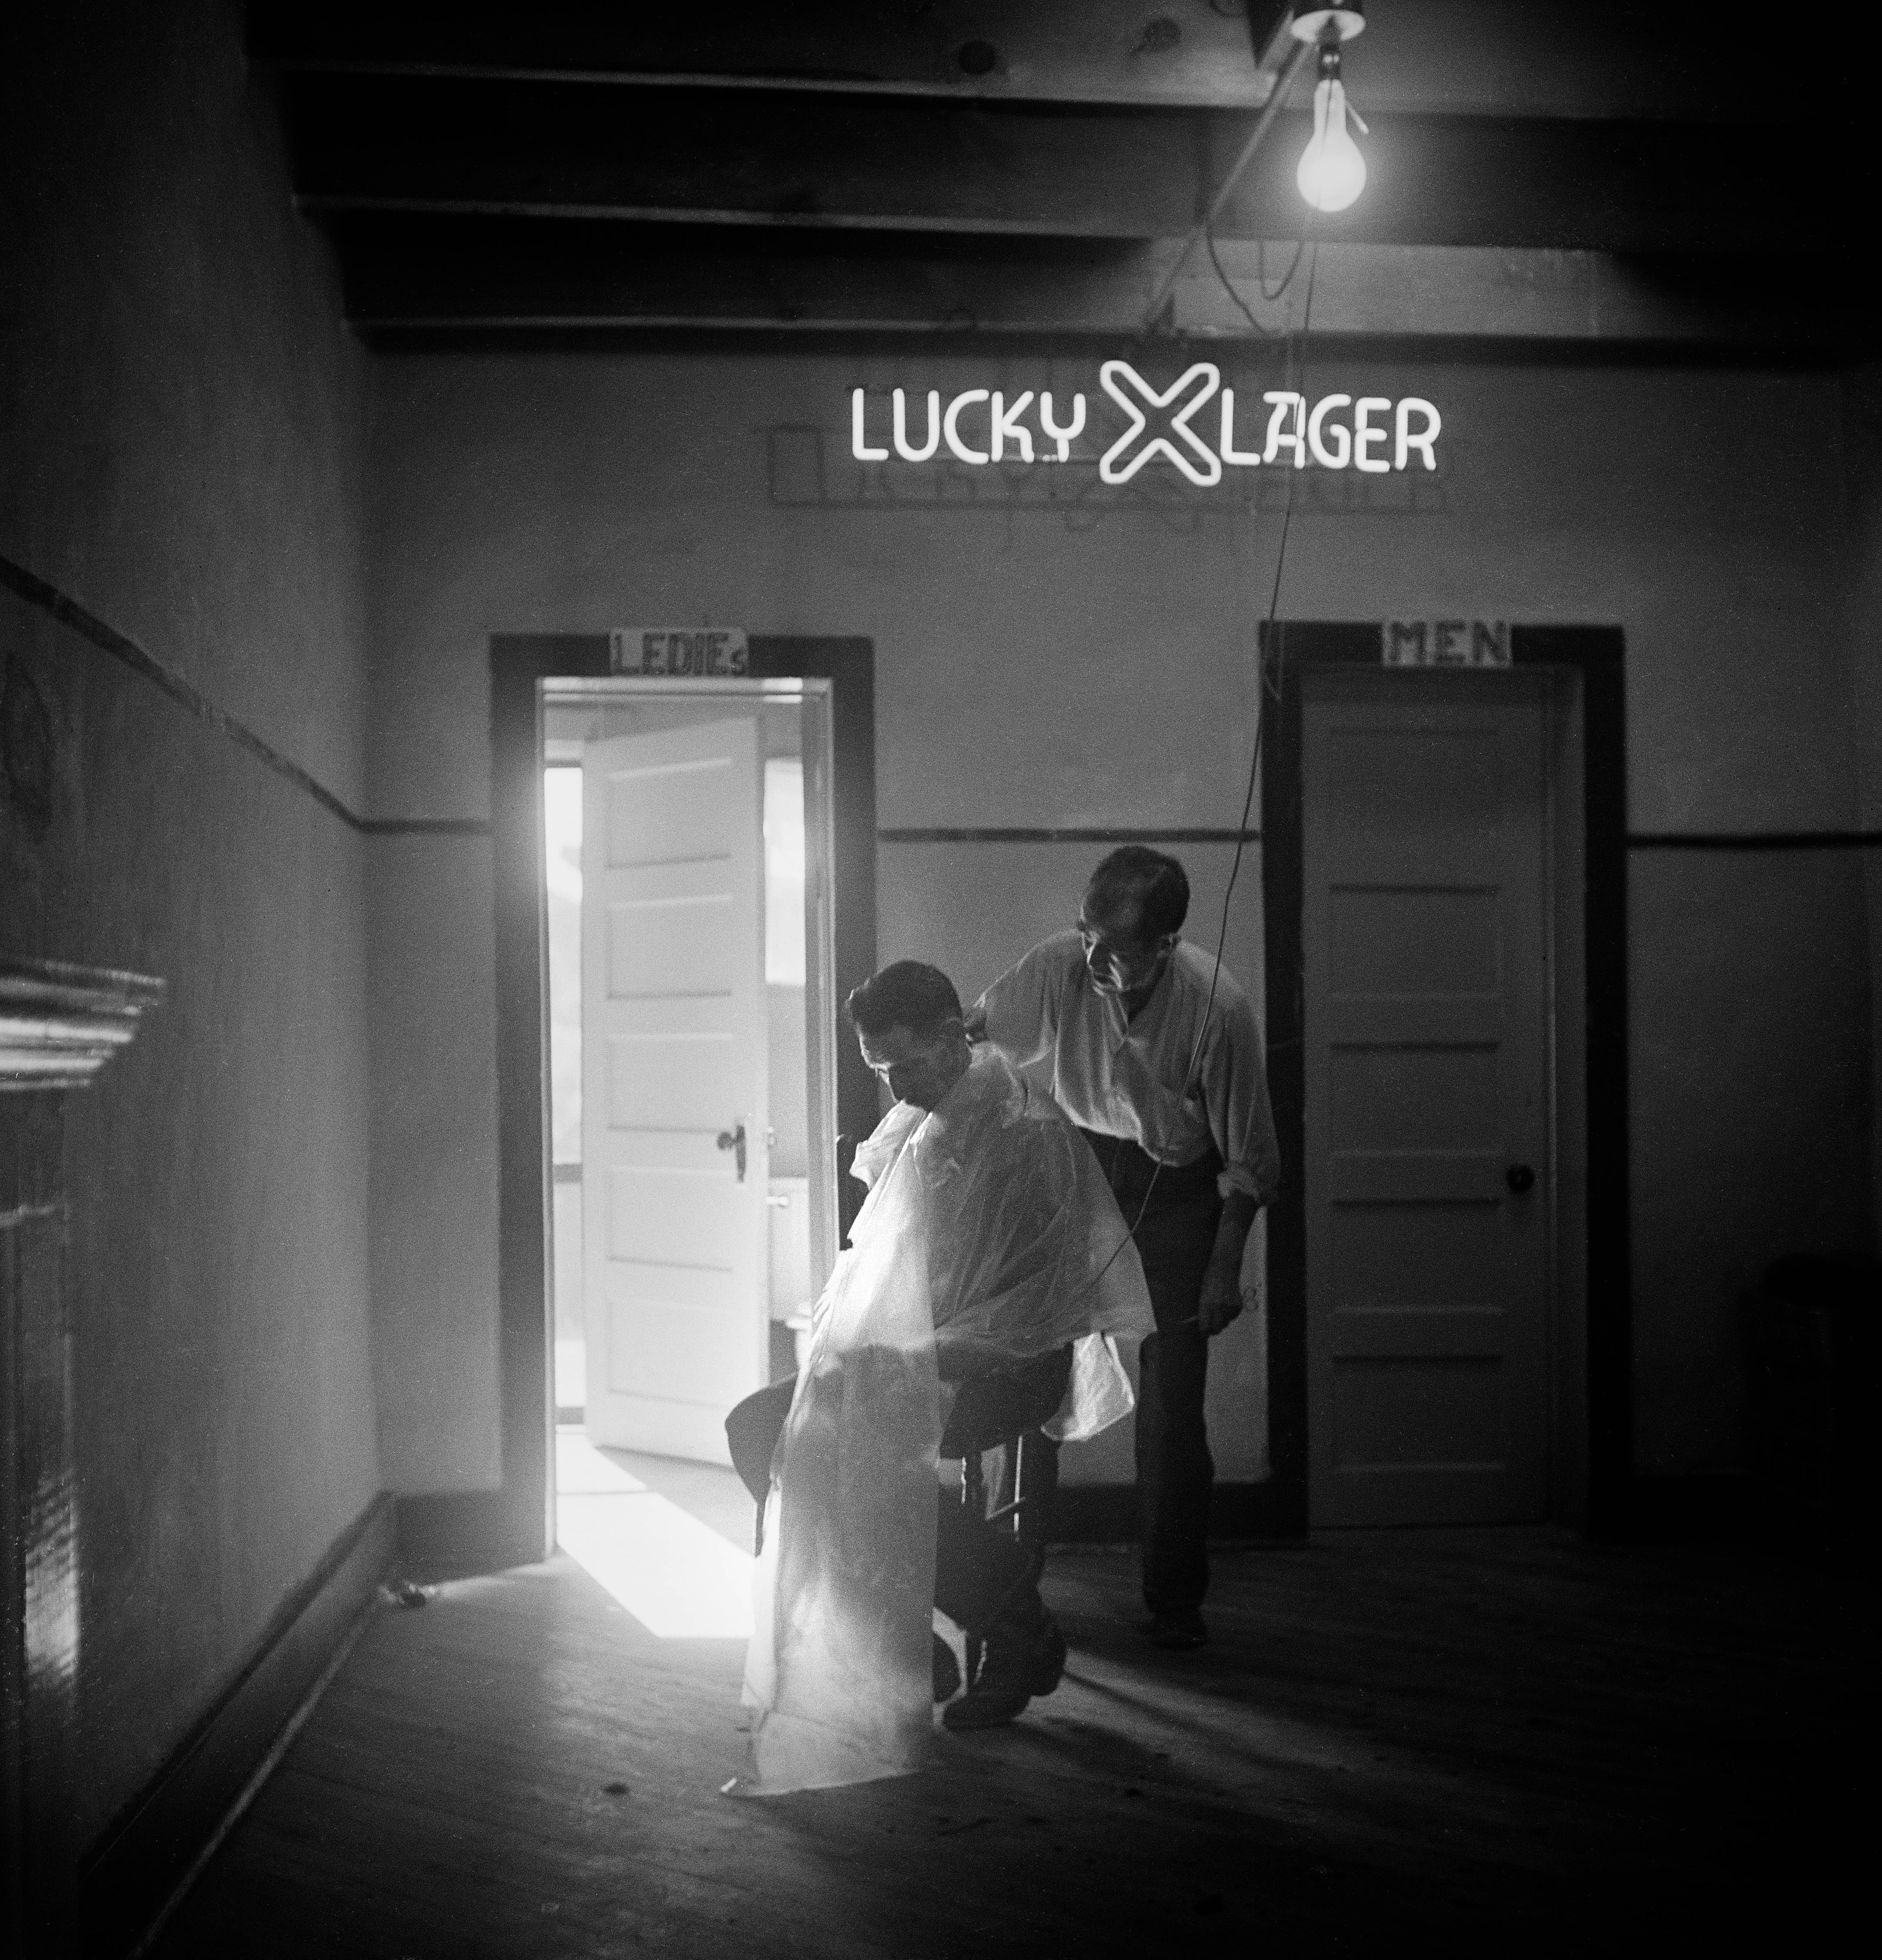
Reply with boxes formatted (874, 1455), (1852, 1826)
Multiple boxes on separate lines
(717, 1123), (748, 1181)
(1505, 1162), (1535, 1195)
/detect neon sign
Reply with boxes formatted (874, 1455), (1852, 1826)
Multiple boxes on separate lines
(850, 363), (1440, 487)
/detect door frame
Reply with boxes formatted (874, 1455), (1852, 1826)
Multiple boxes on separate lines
(1261, 622), (1628, 1537)
(451, 634), (877, 1571)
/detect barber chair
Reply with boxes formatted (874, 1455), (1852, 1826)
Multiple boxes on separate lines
(938, 1352), (1067, 1686)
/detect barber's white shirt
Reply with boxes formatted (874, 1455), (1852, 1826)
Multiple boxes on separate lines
(974, 931), (1280, 1205)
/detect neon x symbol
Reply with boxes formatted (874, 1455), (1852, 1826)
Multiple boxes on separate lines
(1098, 362), (1222, 487)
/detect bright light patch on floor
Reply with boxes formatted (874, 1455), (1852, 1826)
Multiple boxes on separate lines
(556, 1431), (754, 1639)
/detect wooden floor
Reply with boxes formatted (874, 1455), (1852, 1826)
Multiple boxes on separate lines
(153, 1511), (1855, 1957)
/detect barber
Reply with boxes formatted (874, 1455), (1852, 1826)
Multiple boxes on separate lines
(967, 847), (1279, 1651)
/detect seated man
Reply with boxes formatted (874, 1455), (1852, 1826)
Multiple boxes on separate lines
(728, 961), (1151, 1792)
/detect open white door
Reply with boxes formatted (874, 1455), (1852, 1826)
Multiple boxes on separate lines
(581, 716), (769, 1463)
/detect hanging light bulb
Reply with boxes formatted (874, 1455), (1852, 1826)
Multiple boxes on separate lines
(1296, 48), (1367, 212)
(1287, 3), (1367, 213)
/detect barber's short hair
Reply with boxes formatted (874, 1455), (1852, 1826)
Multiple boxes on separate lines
(1085, 845), (1189, 940)
(845, 960), (964, 1040)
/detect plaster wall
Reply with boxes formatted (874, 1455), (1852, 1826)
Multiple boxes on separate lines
(0, 0), (378, 1851)
(366, 347), (1873, 1492)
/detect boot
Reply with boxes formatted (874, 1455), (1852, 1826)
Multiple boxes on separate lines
(942, 1607), (1066, 1732)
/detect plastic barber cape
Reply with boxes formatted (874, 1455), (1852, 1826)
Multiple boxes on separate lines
(736, 1049), (1154, 1795)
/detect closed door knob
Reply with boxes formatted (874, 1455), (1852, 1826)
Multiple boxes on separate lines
(1506, 1162), (1535, 1195)
(717, 1123), (748, 1180)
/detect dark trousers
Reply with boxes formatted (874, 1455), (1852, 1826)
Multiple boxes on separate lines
(1080, 1132), (1224, 1618)
(724, 1348), (1069, 1636)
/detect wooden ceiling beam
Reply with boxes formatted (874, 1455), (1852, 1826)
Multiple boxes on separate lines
(252, 0), (1287, 111)
(251, 0), (1792, 122)
(333, 222), (1861, 350)
(284, 76), (1827, 256)
(285, 78), (1212, 242)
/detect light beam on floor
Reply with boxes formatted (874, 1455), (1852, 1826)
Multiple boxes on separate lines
(555, 1430), (754, 1639)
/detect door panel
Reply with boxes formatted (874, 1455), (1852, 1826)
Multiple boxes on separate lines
(582, 717), (768, 1463)
(1303, 673), (1551, 1526)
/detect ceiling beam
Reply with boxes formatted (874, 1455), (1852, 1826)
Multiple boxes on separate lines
(284, 78), (1216, 242)
(251, 0), (1796, 122)
(253, 0), (1286, 111)
(334, 222), (1862, 350)
(284, 75), (1828, 256)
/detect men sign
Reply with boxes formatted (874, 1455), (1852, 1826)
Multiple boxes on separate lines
(1381, 620), (1511, 669)
(850, 363), (1441, 487)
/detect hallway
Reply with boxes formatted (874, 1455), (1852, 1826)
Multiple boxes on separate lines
(150, 1524), (1853, 1957)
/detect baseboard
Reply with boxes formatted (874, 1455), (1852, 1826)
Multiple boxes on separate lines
(82, 1490), (396, 1959)
(396, 1488), (528, 1576)
(1050, 1479), (1304, 1545)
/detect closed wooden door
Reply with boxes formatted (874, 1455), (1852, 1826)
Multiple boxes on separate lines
(581, 717), (769, 1463)
(1303, 671), (1552, 1525)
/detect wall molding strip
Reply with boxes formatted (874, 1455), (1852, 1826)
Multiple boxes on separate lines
(361, 816), (495, 837)
(0, 552), (365, 833)
(82, 1492), (396, 1960)
(14, 552), (1875, 864)
(882, 828), (1882, 850)
(1626, 830), (1882, 850)
(879, 827), (1262, 844)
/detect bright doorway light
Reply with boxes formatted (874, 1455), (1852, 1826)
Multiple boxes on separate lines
(764, 756), (806, 986)
(544, 765), (586, 1415)
(556, 1431), (754, 1639)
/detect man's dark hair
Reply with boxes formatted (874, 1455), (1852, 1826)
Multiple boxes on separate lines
(1085, 845), (1189, 940)
(845, 960), (964, 1039)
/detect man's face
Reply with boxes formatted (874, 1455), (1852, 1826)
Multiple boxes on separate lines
(1076, 892), (1174, 996)
(857, 1021), (968, 1111)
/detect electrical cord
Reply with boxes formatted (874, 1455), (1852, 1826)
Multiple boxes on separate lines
(1072, 233), (1321, 1310)
(1205, 216), (1281, 340)
(1201, 222), (1309, 340)
(1259, 235), (1309, 304)
(941, 156), (1325, 1315)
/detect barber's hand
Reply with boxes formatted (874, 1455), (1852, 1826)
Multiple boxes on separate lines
(962, 1004), (988, 1042)
(1196, 1260), (1245, 1337)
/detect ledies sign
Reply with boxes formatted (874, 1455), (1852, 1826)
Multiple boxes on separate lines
(849, 363), (1442, 488)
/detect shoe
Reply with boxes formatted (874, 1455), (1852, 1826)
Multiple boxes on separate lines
(1142, 1609), (1207, 1650)
(943, 1613), (1065, 1731)
(941, 1676), (1031, 1730)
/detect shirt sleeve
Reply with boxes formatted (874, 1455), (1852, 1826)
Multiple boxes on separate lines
(1201, 991), (1281, 1206)
(971, 939), (1063, 1070)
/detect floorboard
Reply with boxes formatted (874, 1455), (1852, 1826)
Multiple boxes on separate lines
(151, 1524), (1856, 1957)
